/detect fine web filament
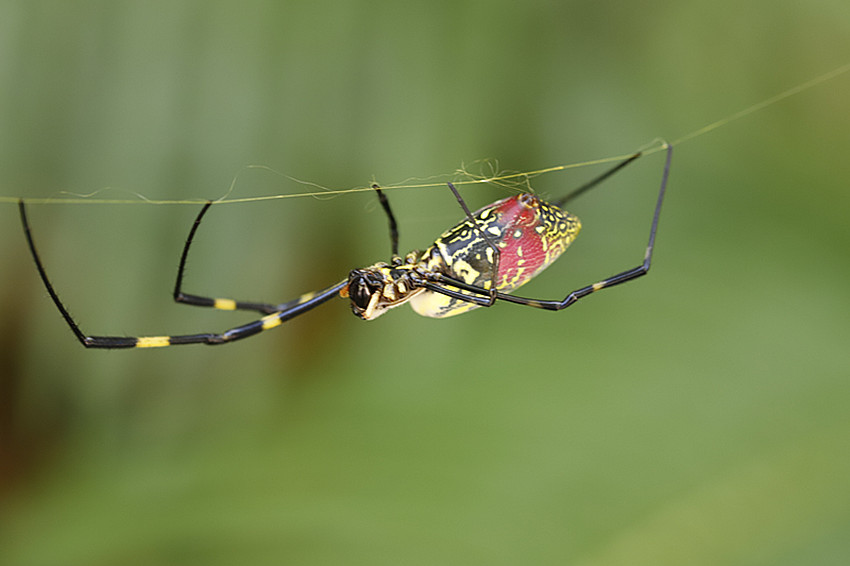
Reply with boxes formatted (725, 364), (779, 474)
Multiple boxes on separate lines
(2, 62), (848, 208)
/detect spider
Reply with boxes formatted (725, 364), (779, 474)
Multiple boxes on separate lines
(19, 143), (672, 348)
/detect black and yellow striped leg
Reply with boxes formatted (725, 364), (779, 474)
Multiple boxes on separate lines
(60, 281), (347, 349)
(19, 199), (347, 348)
(175, 202), (331, 316)
(172, 201), (286, 315)
(423, 143), (672, 312)
(131, 281), (346, 348)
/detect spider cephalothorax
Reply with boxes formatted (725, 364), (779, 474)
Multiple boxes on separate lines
(344, 259), (428, 320)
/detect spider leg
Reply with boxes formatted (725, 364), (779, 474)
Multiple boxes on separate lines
(173, 201), (289, 314)
(445, 182), (500, 306)
(86, 282), (347, 349)
(19, 199), (346, 348)
(554, 151), (642, 207)
(371, 184), (400, 261)
(421, 279), (495, 307)
(424, 143), (672, 311)
(428, 152), (645, 310)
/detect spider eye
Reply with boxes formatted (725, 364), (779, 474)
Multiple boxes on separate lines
(348, 271), (380, 310)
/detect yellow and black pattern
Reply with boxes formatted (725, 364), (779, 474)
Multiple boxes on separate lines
(410, 193), (581, 318)
(20, 144), (671, 349)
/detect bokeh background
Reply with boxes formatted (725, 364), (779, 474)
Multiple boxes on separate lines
(1, 1), (848, 565)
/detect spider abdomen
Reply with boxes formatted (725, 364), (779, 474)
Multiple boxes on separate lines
(410, 193), (581, 318)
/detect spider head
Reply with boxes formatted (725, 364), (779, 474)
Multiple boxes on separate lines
(346, 268), (388, 320)
(346, 263), (425, 320)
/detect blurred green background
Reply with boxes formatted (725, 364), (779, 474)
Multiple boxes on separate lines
(1, 1), (849, 564)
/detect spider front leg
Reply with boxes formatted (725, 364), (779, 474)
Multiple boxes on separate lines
(19, 200), (346, 348)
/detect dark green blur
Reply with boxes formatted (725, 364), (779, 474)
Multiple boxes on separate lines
(1, 1), (848, 564)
